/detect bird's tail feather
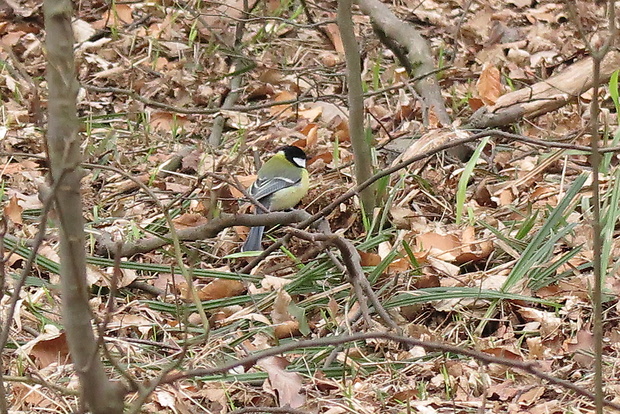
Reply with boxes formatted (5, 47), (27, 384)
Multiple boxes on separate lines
(242, 226), (265, 252)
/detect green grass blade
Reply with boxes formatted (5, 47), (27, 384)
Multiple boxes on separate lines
(502, 173), (587, 292)
(384, 287), (559, 308)
(456, 137), (489, 225)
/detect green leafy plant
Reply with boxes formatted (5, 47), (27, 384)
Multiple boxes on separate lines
(473, 173), (587, 333)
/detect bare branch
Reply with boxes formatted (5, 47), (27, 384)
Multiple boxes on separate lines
(97, 210), (312, 257)
(358, 0), (451, 125)
(153, 331), (620, 411)
(468, 51), (620, 128)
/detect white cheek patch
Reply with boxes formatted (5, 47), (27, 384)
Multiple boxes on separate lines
(293, 157), (306, 168)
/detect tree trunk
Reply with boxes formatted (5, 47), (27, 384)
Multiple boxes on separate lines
(338, 0), (375, 214)
(44, 1), (125, 412)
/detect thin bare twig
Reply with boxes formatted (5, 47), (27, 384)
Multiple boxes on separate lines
(229, 407), (310, 414)
(208, 0), (251, 147)
(290, 229), (400, 330)
(0, 216), (8, 414)
(566, 2), (618, 413)
(155, 331), (620, 411)
(0, 175), (62, 358)
(81, 68), (447, 116)
(95, 242), (141, 392)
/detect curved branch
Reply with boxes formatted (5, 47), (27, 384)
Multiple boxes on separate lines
(357, 0), (450, 125)
(98, 210), (312, 257)
(152, 331), (620, 411)
(468, 51), (620, 128)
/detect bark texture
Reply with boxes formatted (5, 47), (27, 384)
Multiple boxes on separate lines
(44, 1), (124, 412)
(357, 0), (451, 126)
(339, 0), (375, 213)
(468, 51), (620, 128)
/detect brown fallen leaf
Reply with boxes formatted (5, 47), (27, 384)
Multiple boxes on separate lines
(387, 257), (411, 274)
(454, 226), (494, 264)
(273, 320), (300, 339)
(11, 382), (57, 409)
(298, 104), (323, 121)
(358, 250), (381, 266)
(517, 386), (545, 407)
(197, 279), (246, 301)
(258, 356), (305, 408)
(5, 194), (23, 224)
(92, 3), (134, 29)
(392, 389), (419, 402)
(173, 213), (208, 229)
(300, 123), (319, 148)
(271, 289), (293, 324)
(477, 63), (502, 106)
(269, 90), (296, 118)
(21, 328), (71, 368)
(333, 117), (350, 142)
(529, 400), (562, 414)
(324, 21), (344, 55)
(481, 347), (523, 361)
(564, 328), (595, 367)
(416, 232), (460, 262)
(468, 97), (484, 111)
(150, 112), (190, 132)
(309, 152), (333, 165)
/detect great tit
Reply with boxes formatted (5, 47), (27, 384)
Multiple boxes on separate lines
(241, 145), (310, 252)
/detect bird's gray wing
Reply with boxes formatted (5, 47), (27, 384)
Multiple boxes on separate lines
(250, 175), (301, 204)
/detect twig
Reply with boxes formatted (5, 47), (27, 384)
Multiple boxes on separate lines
(104, 336), (183, 351)
(358, 0), (451, 125)
(99, 210), (310, 257)
(229, 407), (310, 414)
(95, 242), (141, 392)
(208, 0), (251, 147)
(3, 375), (80, 396)
(81, 69), (447, 116)
(0, 216), (8, 413)
(289, 229), (399, 330)
(449, 0), (474, 66)
(566, 1), (617, 413)
(153, 331), (620, 411)
(288, 231), (369, 326)
(240, 234), (293, 274)
(126, 280), (166, 296)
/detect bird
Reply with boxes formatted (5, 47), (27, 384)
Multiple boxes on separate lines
(241, 145), (310, 252)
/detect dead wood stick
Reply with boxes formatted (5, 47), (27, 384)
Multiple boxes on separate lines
(468, 51), (620, 129)
(357, 0), (450, 126)
(97, 210), (312, 257)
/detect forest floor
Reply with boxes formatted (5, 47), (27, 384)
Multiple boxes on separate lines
(1, 0), (620, 413)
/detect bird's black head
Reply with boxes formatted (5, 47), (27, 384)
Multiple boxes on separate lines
(279, 145), (307, 168)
